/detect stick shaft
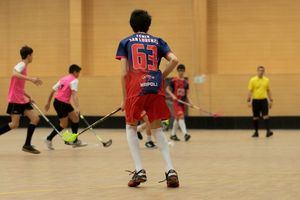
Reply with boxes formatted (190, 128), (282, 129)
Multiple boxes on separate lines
(80, 114), (104, 142)
(31, 103), (62, 136)
(177, 99), (215, 116)
(78, 107), (121, 136)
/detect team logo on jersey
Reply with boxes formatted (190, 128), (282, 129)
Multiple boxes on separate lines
(140, 70), (162, 95)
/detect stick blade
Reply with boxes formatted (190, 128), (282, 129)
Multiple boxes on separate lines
(103, 139), (112, 147)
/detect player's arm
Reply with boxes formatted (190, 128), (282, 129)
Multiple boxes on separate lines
(13, 69), (42, 86)
(70, 79), (80, 114)
(186, 89), (194, 105)
(24, 91), (33, 103)
(162, 52), (179, 79)
(71, 91), (80, 114)
(247, 79), (253, 107)
(166, 86), (177, 101)
(120, 58), (128, 111)
(45, 81), (59, 112)
(267, 82), (273, 108)
(44, 90), (55, 112)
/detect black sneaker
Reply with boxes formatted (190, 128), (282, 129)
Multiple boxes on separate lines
(252, 132), (259, 138)
(137, 132), (143, 140)
(184, 134), (191, 141)
(127, 169), (147, 187)
(145, 141), (157, 148)
(266, 131), (273, 138)
(22, 145), (40, 154)
(164, 169), (179, 188)
(170, 135), (180, 141)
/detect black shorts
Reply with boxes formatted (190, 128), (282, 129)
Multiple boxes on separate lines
(252, 99), (269, 118)
(53, 99), (74, 118)
(6, 102), (33, 115)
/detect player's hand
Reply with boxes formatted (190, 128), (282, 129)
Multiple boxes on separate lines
(44, 103), (50, 112)
(247, 101), (252, 108)
(74, 107), (80, 115)
(29, 98), (35, 103)
(172, 96), (178, 101)
(269, 101), (273, 109)
(31, 77), (43, 86)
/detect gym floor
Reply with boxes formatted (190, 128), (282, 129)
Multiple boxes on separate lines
(1, 129), (300, 200)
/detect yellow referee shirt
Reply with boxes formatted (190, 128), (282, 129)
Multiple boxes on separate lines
(248, 76), (269, 99)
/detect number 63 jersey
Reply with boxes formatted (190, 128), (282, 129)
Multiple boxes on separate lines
(116, 33), (171, 99)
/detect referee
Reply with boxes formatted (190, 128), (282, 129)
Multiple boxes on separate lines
(247, 66), (273, 137)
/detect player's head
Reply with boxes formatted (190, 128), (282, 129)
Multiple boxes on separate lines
(177, 64), (186, 77)
(257, 66), (265, 77)
(20, 45), (33, 62)
(130, 9), (152, 33)
(69, 64), (82, 78)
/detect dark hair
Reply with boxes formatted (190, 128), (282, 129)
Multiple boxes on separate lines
(257, 66), (265, 70)
(130, 9), (152, 33)
(69, 64), (82, 73)
(20, 45), (33, 59)
(177, 64), (186, 71)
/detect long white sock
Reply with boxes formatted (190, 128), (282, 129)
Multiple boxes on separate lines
(152, 128), (174, 171)
(126, 125), (143, 171)
(171, 120), (178, 136)
(178, 119), (187, 135)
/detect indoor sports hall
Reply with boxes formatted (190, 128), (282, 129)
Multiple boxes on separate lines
(1, 0), (300, 200)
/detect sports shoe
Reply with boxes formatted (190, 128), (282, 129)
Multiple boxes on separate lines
(184, 134), (191, 142)
(22, 145), (40, 154)
(137, 132), (143, 140)
(170, 135), (180, 141)
(127, 169), (147, 187)
(72, 139), (88, 148)
(159, 169), (179, 188)
(266, 131), (273, 138)
(145, 140), (157, 148)
(44, 138), (54, 150)
(252, 132), (259, 138)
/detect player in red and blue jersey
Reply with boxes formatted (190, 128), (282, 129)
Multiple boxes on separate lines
(166, 64), (192, 142)
(116, 9), (179, 188)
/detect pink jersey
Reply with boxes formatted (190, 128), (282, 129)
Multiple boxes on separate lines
(8, 62), (28, 104)
(54, 74), (78, 104)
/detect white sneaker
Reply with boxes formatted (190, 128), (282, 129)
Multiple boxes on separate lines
(44, 138), (54, 150)
(72, 139), (88, 148)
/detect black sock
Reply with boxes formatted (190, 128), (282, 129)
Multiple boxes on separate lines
(253, 119), (259, 133)
(264, 118), (271, 133)
(71, 122), (79, 134)
(0, 124), (11, 135)
(47, 125), (63, 141)
(25, 124), (36, 146)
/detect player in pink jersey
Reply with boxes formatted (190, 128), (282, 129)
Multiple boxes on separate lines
(43, 64), (87, 150)
(116, 10), (179, 188)
(166, 64), (192, 142)
(0, 45), (42, 154)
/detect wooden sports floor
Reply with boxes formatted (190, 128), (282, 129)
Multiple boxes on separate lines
(1, 129), (300, 200)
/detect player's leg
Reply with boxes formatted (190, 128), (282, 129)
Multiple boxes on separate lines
(126, 97), (147, 187)
(142, 115), (156, 148)
(44, 100), (67, 149)
(69, 110), (87, 147)
(252, 100), (260, 137)
(0, 103), (23, 135)
(23, 106), (40, 154)
(170, 102), (180, 141)
(0, 115), (20, 135)
(262, 99), (273, 137)
(136, 122), (146, 140)
(177, 112), (191, 142)
(147, 95), (179, 187)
